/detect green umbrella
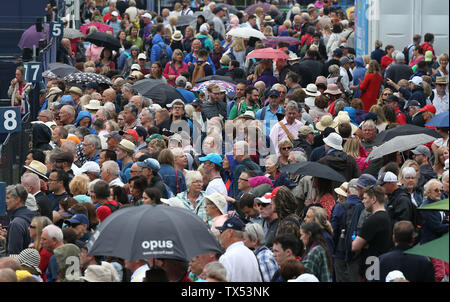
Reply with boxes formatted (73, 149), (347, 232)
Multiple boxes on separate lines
(404, 233), (449, 263)
(418, 199), (449, 211)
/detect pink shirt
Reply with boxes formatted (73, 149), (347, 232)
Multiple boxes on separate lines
(85, 44), (104, 63)
(211, 214), (229, 233)
(270, 117), (304, 154)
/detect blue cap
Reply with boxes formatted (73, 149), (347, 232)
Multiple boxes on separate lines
(137, 158), (160, 172)
(199, 153), (223, 167)
(355, 174), (377, 188)
(65, 214), (89, 228)
(60, 95), (75, 106)
(216, 216), (246, 232)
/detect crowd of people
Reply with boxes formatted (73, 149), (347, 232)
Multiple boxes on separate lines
(0, 0), (448, 283)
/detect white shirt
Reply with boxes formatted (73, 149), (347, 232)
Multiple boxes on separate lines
(130, 264), (149, 282)
(432, 89), (449, 114)
(339, 66), (352, 94)
(206, 178), (227, 196)
(110, 177), (125, 187)
(219, 241), (262, 282)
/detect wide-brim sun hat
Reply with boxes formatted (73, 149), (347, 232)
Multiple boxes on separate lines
(316, 114), (337, 131)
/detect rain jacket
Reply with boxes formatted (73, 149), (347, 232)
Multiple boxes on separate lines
(150, 34), (173, 65)
(6, 206), (37, 255)
(352, 57), (366, 98)
(32, 123), (52, 151)
(75, 110), (96, 134)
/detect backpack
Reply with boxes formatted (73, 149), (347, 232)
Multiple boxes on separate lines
(403, 44), (415, 64)
(335, 202), (366, 262)
(192, 61), (208, 85)
(157, 42), (170, 68)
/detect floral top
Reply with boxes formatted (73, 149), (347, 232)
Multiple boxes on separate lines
(317, 193), (336, 220)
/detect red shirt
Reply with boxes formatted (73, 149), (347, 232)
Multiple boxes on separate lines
(381, 55), (394, 71)
(39, 248), (53, 282)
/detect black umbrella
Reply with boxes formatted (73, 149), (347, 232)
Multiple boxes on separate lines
(47, 63), (81, 78)
(64, 72), (113, 86)
(216, 3), (240, 15)
(86, 204), (222, 262)
(177, 15), (196, 27)
(132, 79), (187, 106)
(371, 124), (441, 146)
(281, 162), (346, 183)
(195, 75), (237, 84)
(85, 32), (121, 50)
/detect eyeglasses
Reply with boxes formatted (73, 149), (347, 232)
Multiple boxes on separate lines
(383, 93), (393, 96)
(257, 203), (270, 208)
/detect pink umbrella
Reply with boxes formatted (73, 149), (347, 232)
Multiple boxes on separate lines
(17, 24), (49, 49)
(80, 22), (113, 35)
(246, 48), (290, 60)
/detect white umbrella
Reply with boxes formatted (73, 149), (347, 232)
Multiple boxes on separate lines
(367, 134), (436, 160)
(227, 27), (266, 40)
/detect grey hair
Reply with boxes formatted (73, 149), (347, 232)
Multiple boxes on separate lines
(285, 100), (299, 111)
(121, 83), (134, 93)
(6, 184), (28, 203)
(88, 179), (101, 195)
(278, 137), (293, 149)
(185, 170), (202, 188)
(171, 147), (184, 158)
(362, 119), (377, 131)
(289, 151), (307, 163)
(264, 154), (279, 167)
(328, 64), (340, 75)
(43, 225), (64, 242)
(102, 103), (115, 116)
(84, 134), (101, 150)
(204, 261), (227, 282)
(271, 83), (287, 92)
(21, 173), (40, 190)
(61, 105), (76, 117)
(64, 124), (76, 134)
(102, 160), (120, 178)
(124, 103), (138, 116)
(424, 178), (442, 196)
(301, 12), (310, 22)
(348, 179), (360, 195)
(402, 167), (416, 178)
(245, 223), (266, 246)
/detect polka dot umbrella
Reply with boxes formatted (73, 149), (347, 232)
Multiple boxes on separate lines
(64, 72), (113, 87)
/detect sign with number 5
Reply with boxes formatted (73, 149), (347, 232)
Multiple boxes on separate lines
(50, 22), (64, 38)
(0, 107), (21, 133)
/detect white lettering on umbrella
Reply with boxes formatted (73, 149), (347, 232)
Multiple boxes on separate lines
(141, 240), (174, 250)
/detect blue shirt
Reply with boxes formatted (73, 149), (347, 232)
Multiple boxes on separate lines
(184, 52), (216, 74)
(256, 105), (284, 136)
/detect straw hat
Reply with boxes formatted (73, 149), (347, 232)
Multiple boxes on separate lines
(435, 76), (448, 85)
(68, 86), (83, 96)
(172, 30), (183, 41)
(264, 15), (274, 23)
(316, 114), (337, 131)
(334, 111), (358, 134)
(117, 139), (136, 153)
(84, 99), (101, 111)
(334, 182), (348, 197)
(24, 160), (48, 180)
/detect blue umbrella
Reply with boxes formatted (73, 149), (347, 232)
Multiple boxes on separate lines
(426, 111), (449, 127)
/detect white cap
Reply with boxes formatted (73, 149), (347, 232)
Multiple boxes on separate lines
(111, 11), (119, 17)
(138, 53), (146, 60)
(166, 99), (185, 108)
(131, 64), (141, 71)
(142, 12), (152, 19)
(323, 132), (343, 151)
(409, 76), (423, 87)
(161, 197), (186, 209)
(287, 273), (319, 282)
(254, 196), (272, 204)
(377, 171), (398, 185)
(385, 270), (406, 282)
(80, 161), (101, 174)
(149, 103), (162, 112)
(199, 23), (208, 33)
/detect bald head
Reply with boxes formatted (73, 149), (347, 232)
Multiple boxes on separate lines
(130, 95), (144, 112)
(102, 88), (116, 104)
(38, 109), (54, 122)
(0, 268), (18, 282)
(0, 257), (21, 271)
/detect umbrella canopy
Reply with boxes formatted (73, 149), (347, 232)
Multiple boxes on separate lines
(64, 72), (113, 86)
(47, 63), (81, 78)
(216, 3), (240, 15)
(245, 3), (281, 15)
(86, 204), (222, 262)
(63, 28), (84, 40)
(193, 80), (236, 95)
(80, 22), (113, 35)
(371, 124), (441, 146)
(281, 162), (346, 183)
(85, 32), (121, 50)
(18, 24), (49, 49)
(367, 134), (436, 160)
(176, 15), (196, 27)
(418, 199), (449, 211)
(42, 70), (58, 79)
(264, 36), (301, 47)
(195, 75), (236, 84)
(426, 112), (449, 127)
(132, 79), (187, 106)
(404, 233), (449, 263)
(246, 48), (290, 60)
(227, 27), (266, 40)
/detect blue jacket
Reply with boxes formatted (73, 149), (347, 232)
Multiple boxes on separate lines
(371, 48), (385, 64)
(184, 52), (216, 74)
(117, 49), (131, 70)
(75, 110), (96, 134)
(420, 198), (449, 244)
(6, 206), (37, 255)
(150, 34), (173, 65)
(352, 57), (366, 98)
(159, 164), (187, 195)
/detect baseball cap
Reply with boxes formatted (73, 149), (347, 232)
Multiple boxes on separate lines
(134, 126), (148, 139)
(376, 171), (398, 186)
(86, 82), (98, 90)
(138, 53), (146, 60)
(419, 104), (436, 114)
(406, 100), (420, 108)
(166, 99), (185, 108)
(119, 129), (138, 143)
(131, 64), (141, 71)
(411, 145), (431, 158)
(254, 195), (272, 205)
(268, 90), (280, 97)
(65, 214), (90, 228)
(355, 174), (377, 188)
(333, 48), (343, 58)
(384, 94), (399, 103)
(409, 76), (423, 87)
(264, 186), (282, 199)
(142, 12), (152, 19)
(137, 158), (160, 172)
(111, 11), (119, 17)
(339, 56), (350, 65)
(215, 216), (246, 232)
(175, 76), (187, 87)
(104, 131), (122, 141)
(191, 99), (203, 107)
(80, 161), (101, 174)
(199, 153), (223, 167)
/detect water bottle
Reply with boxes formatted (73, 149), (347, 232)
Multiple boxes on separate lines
(351, 231), (357, 241)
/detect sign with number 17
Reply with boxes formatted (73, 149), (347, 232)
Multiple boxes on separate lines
(0, 107), (21, 133)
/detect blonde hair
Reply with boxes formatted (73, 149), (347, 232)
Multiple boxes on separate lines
(69, 174), (90, 196)
(184, 104), (195, 119)
(283, 20), (292, 29)
(231, 37), (245, 52)
(369, 105), (387, 124)
(433, 146), (449, 174)
(343, 137), (362, 158)
(255, 7), (264, 16)
(367, 60), (381, 75)
(362, 55), (370, 66)
(169, 15), (178, 25)
(172, 48), (183, 61)
(263, 26), (273, 37)
(307, 206), (333, 235)
(30, 216), (53, 251)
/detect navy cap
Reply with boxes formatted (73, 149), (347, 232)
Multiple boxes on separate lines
(268, 90), (280, 97)
(406, 100), (420, 108)
(65, 214), (89, 228)
(86, 82), (98, 90)
(134, 126), (148, 138)
(364, 112), (378, 121)
(333, 48), (343, 58)
(216, 216), (246, 232)
(385, 94), (399, 103)
(191, 99), (203, 107)
(355, 174), (377, 188)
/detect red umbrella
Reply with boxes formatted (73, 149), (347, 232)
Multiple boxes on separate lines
(80, 22), (113, 35)
(246, 48), (290, 60)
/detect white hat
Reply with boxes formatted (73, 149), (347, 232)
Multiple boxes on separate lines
(334, 111), (358, 135)
(161, 197), (186, 209)
(149, 103), (162, 112)
(138, 53), (146, 60)
(304, 84), (321, 97)
(334, 182), (348, 197)
(80, 161), (101, 174)
(205, 193), (227, 214)
(111, 11), (119, 17)
(287, 53), (300, 61)
(288, 273), (319, 282)
(200, 23), (209, 33)
(323, 132), (343, 151)
(385, 270), (406, 282)
(242, 111), (255, 119)
(254, 196), (272, 204)
(305, 96), (316, 109)
(84, 99), (102, 111)
(142, 12), (152, 19)
(409, 76), (423, 87)
(131, 64), (141, 71)
(377, 171), (398, 185)
(166, 99), (185, 108)
(80, 262), (120, 282)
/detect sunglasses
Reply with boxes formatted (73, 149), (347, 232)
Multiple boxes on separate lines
(257, 202), (270, 208)
(434, 188), (443, 193)
(281, 146), (292, 151)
